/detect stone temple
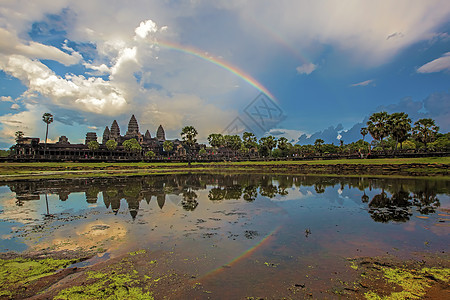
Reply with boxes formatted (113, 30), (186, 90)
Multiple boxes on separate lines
(12, 115), (192, 160)
(101, 114), (166, 146)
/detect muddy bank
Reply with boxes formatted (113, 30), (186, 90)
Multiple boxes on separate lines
(1, 249), (448, 299)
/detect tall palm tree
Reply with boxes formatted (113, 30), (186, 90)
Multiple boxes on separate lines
(367, 112), (390, 153)
(181, 126), (198, 165)
(388, 112), (411, 152)
(42, 113), (53, 156)
(412, 118), (439, 151)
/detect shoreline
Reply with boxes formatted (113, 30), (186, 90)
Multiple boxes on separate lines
(0, 157), (449, 181)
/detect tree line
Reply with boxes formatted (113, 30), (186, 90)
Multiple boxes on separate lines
(11, 112), (449, 159)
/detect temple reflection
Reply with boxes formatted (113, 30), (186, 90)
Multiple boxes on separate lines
(6, 174), (447, 222)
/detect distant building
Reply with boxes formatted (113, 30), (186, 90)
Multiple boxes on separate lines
(11, 115), (197, 161)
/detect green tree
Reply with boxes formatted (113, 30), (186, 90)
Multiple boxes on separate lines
(145, 150), (155, 158)
(277, 137), (288, 151)
(181, 126), (198, 165)
(87, 140), (99, 151)
(87, 140), (99, 157)
(123, 138), (142, 156)
(367, 111), (390, 152)
(429, 133), (450, 151)
(360, 127), (368, 141)
(314, 138), (324, 154)
(412, 118), (439, 151)
(224, 135), (242, 156)
(199, 148), (207, 156)
(106, 139), (118, 157)
(15, 130), (24, 142)
(207, 133), (224, 149)
(163, 140), (174, 154)
(388, 112), (411, 152)
(258, 136), (277, 157)
(243, 132), (258, 149)
(42, 112), (53, 156)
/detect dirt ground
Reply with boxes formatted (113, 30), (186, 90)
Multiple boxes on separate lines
(1, 247), (449, 299)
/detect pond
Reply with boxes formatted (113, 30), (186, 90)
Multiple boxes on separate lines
(0, 174), (449, 298)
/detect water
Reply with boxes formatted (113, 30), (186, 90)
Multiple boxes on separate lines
(0, 174), (449, 297)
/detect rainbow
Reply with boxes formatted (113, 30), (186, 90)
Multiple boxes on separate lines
(155, 40), (277, 102)
(200, 225), (282, 279)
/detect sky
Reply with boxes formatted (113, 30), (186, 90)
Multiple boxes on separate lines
(0, 0), (449, 148)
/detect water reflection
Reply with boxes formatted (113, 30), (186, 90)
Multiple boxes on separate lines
(5, 174), (448, 223)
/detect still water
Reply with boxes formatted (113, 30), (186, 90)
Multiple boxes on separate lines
(0, 174), (449, 297)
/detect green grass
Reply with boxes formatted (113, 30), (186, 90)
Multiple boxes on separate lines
(0, 157), (448, 181)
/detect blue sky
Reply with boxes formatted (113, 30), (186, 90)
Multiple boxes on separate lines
(0, 0), (449, 148)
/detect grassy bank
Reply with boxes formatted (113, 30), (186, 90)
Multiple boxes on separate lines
(0, 157), (448, 181)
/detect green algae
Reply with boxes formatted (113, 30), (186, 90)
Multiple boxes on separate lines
(0, 257), (77, 298)
(55, 267), (153, 299)
(364, 265), (450, 300)
(129, 249), (146, 256)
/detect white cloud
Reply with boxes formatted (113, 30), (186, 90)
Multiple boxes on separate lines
(135, 20), (158, 40)
(0, 104), (41, 144)
(0, 55), (128, 115)
(0, 96), (13, 102)
(417, 52), (450, 73)
(10, 103), (20, 110)
(0, 28), (81, 66)
(350, 79), (375, 87)
(296, 63), (317, 75)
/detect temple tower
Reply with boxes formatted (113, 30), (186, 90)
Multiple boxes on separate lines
(157, 125), (165, 140)
(110, 120), (120, 141)
(102, 126), (110, 144)
(85, 132), (98, 144)
(126, 115), (140, 137)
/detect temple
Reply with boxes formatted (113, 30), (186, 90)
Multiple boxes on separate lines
(12, 115), (195, 161)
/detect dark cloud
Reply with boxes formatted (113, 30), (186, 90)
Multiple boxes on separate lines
(297, 124), (344, 145)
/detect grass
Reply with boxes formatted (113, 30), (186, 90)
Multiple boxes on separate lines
(0, 157), (448, 181)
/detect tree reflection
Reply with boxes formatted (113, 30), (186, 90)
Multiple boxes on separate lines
(7, 174), (446, 222)
(369, 190), (412, 222)
(182, 190), (198, 211)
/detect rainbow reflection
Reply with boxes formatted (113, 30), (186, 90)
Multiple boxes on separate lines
(200, 225), (282, 280)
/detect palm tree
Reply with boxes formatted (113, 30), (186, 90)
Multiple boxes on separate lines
(360, 127), (368, 141)
(163, 140), (174, 154)
(42, 113), (53, 156)
(388, 112), (411, 153)
(367, 112), (390, 153)
(314, 138), (324, 154)
(15, 131), (24, 142)
(412, 118), (439, 151)
(181, 126), (198, 165)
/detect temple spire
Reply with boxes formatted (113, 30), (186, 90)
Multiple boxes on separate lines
(157, 125), (165, 140)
